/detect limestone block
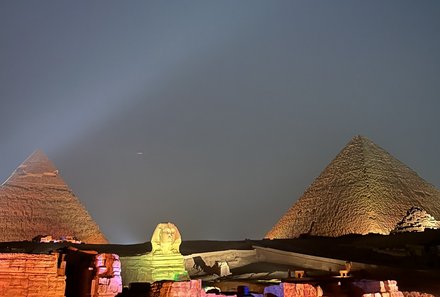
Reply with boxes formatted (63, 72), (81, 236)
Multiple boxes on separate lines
(356, 280), (405, 297)
(148, 280), (239, 297)
(3, 287), (27, 297)
(218, 261), (231, 277)
(94, 253), (122, 297)
(303, 284), (318, 297)
(264, 282), (319, 297)
(385, 280), (399, 292)
(264, 284), (283, 296)
(317, 286), (323, 297)
(0, 253), (66, 297)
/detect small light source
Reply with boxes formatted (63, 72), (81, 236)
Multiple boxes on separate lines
(294, 270), (305, 278)
(339, 270), (349, 277)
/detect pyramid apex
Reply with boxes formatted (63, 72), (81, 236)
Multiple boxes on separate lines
(350, 134), (372, 143)
(26, 149), (50, 161)
(344, 135), (380, 153)
(3, 150), (64, 187)
(30, 148), (47, 155)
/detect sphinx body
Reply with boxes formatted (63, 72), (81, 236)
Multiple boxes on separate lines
(120, 222), (189, 284)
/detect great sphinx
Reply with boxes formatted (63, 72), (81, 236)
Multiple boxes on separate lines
(120, 222), (189, 284)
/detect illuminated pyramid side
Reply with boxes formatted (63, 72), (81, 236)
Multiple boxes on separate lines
(0, 150), (108, 243)
(266, 136), (440, 238)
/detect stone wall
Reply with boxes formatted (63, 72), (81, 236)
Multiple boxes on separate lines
(257, 283), (320, 297)
(150, 280), (236, 297)
(184, 249), (257, 277)
(0, 253), (65, 297)
(352, 280), (404, 297)
(255, 246), (376, 272)
(93, 253), (122, 297)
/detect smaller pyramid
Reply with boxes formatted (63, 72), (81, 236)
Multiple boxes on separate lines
(0, 150), (108, 243)
(393, 207), (440, 233)
(266, 136), (440, 238)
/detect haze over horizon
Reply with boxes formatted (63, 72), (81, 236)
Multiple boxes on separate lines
(1, 1), (439, 243)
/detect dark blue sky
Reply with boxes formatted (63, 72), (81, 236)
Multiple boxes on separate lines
(1, 1), (439, 243)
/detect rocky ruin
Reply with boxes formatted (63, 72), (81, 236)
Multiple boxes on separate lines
(261, 283), (320, 297)
(352, 280), (403, 297)
(150, 279), (235, 297)
(267, 136), (440, 239)
(0, 253), (65, 297)
(393, 206), (440, 233)
(93, 253), (123, 297)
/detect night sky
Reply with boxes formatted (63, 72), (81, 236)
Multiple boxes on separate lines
(1, 1), (439, 243)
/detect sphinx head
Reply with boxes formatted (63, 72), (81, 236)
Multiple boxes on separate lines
(151, 222), (182, 255)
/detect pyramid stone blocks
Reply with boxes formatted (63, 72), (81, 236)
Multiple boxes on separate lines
(0, 150), (107, 243)
(267, 136), (440, 238)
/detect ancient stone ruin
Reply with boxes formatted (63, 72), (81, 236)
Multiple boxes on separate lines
(93, 253), (123, 297)
(121, 222), (189, 284)
(0, 253), (65, 297)
(266, 135), (440, 238)
(393, 206), (440, 233)
(0, 143), (439, 296)
(352, 280), (403, 297)
(149, 279), (235, 297)
(146, 222), (189, 282)
(262, 283), (320, 297)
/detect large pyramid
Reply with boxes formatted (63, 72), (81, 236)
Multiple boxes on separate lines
(266, 135), (440, 238)
(0, 150), (108, 243)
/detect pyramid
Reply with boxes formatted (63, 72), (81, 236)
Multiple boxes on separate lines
(392, 206), (440, 233)
(0, 150), (108, 243)
(266, 136), (440, 238)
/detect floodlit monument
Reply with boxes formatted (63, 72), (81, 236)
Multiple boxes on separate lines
(267, 135), (440, 239)
(145, 222), (189, 282)
(121, 222), (189, 284)
(0, 150), (108, 244)
(0, 140), (438, 296)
